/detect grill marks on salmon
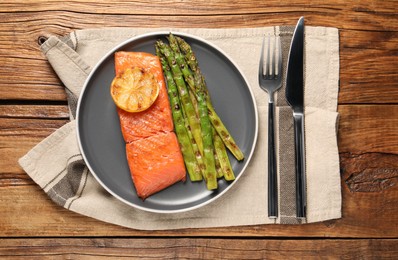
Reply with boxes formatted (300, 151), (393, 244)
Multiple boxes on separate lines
(118, 107), (173, 142)
(126, 132), (186, 199)
(115, 51), (186, 199)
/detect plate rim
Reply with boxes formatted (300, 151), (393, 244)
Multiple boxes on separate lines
(76, 31), (259, 214)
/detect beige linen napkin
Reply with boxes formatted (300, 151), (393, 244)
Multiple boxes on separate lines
(19, 27), (341, 230)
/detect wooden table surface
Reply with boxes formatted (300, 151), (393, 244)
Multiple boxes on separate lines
(1, 0), (398, 258)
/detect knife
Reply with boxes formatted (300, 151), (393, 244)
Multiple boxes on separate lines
(285, 16), (307, 218)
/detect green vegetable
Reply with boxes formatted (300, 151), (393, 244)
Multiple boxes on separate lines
(176, 36), (244, 161)
(197, 91), (217, 189)
(156, 40), (203, 155)
(213, 128), (235, 181)
(156, 45), (202, 181)
(181, 102), (206, 179)
(168, 34), (217, 189)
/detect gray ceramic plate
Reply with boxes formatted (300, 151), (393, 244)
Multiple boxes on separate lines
(76, 31), (258, 213)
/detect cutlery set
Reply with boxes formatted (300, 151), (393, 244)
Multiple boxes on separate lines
(259, 17), (306, 219)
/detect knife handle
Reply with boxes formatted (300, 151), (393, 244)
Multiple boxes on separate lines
(268, 102), (278, 218)
(293, 113), (307, 218)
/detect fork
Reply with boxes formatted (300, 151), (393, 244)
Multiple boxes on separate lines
(258, 34), (282, 218)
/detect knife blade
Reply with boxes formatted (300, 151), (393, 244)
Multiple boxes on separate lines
(285, 16), (307, 218)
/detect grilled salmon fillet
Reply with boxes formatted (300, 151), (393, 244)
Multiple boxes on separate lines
(126, 132), (186, 199)
(115, 51), (186, 199)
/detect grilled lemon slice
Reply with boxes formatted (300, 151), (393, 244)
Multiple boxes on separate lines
(110, 67), (160, 113)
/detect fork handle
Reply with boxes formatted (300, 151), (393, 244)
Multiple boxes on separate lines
(268, 102), (278, 218)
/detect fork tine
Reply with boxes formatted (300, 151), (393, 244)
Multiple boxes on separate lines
(259, 35), (265, 79)
(259, 34), (283, 83)
(266, 34), (271, 77)
(271, 35), (277, 78)
(277, 36), (282, 78)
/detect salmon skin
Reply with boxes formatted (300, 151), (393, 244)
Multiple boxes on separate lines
(114, 51), (186, 200)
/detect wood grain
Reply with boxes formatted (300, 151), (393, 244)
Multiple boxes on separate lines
(338, 105), (398, 154)
(0, 238), (396, 259)
(2, 29), (398, 103)
(339, 30), (398, 104)
(0, 105), (69, 119)
(1, 0), (398, 256)
(341, 152), (398, 193)
(2, 0), (397, 15)
(0, 173), (396, 238)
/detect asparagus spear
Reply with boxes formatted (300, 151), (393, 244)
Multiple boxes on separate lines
(214, 150), (223, 179)
(156, 46), (202, 181)
(197, 91), (218, 189)
(168, 34), (217, 189)
(176, 36), (244, 161)
(212, 128), (224, 178)
(172, 34), (237, 178)
(170, 33), (236, 180)
(156, 40), (203, 154)
(157, 40), (217, 189)
(168, 34), (198, 94)
(181, 101), (206, 179)
(213, 129), (235, 181)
